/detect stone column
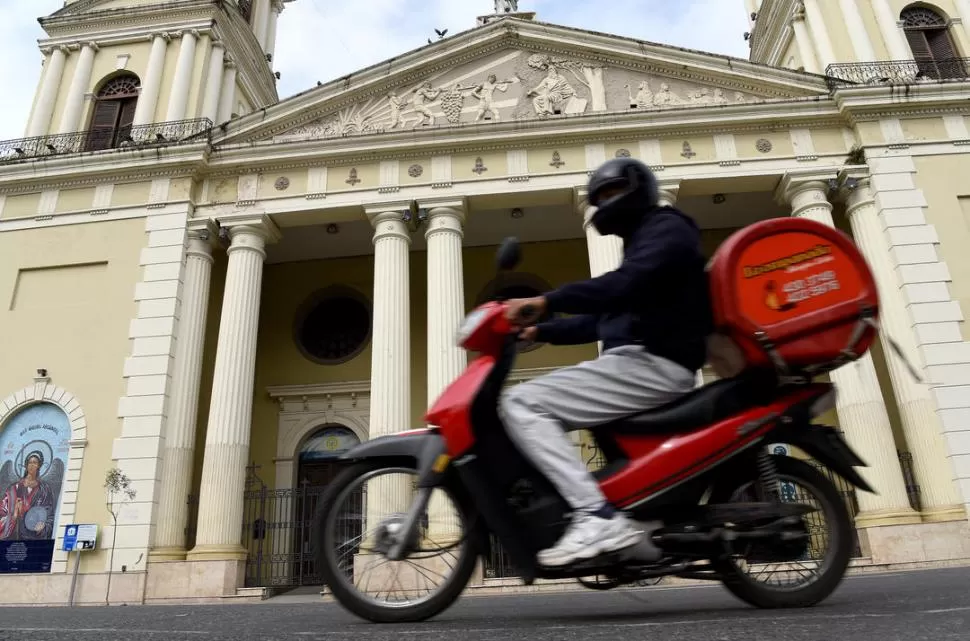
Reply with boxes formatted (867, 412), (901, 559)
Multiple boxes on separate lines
(132, 33), (170, 127)
(576, 189), (623, 280)
(165, 30), (199, 122)
(424, 200), (467, 542)
(778, 174), (920, 527)
(838, 0), (876, 62)
(872, 0), (911, 60)
(57, 42), (98, 134)
(27, 46), (68, 138)
(801, 0), (836, 71)
(201, 41), (226, 123)
(187, 215), (281, 561)
(955, 0), (970, 47)
(151, 222), (218, 561)
(364, 206), (413, 523)
(266, 1), (281, 61)
(217, 60), (237, 124)
(252, 0), (272, 49)
(839, 175), (965, 522)
(791, 4), (820, 73)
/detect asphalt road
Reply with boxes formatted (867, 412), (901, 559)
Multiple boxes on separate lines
(0, 567), (966, 641)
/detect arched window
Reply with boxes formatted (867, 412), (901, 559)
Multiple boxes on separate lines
(85, 74), (141, 152)
(901, 6), (964, 79)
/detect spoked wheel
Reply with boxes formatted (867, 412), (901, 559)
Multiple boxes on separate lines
(711, 455), (854, 609)
(313, 461), (479, 623)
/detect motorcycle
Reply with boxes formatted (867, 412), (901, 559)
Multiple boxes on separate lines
(313, 231), (876, 624)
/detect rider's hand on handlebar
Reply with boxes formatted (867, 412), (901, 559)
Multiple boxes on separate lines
(505, 296), (546, 328)
(518, 326), (539, 342)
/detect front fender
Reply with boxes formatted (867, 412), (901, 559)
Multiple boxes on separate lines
(340, 431), (448, 489)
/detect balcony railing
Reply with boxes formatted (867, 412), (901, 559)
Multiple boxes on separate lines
(0, 117), (213, 166)
(826, 58), (970, 90)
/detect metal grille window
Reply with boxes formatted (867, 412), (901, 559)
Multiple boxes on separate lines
(901, 6), (965, 79)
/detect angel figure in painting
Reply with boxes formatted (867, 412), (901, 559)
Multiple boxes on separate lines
(470, 74), (518, 121)
(0, 449), (63, 541)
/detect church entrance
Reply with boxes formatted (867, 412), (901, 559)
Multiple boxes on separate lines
(242, 425), (362, 590)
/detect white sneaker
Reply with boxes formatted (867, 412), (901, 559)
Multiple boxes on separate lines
(537, 512), (643, 568)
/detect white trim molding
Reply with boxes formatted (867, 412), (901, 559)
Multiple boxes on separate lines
(0, 375), (89, 575)
(267, 381), (372, 491)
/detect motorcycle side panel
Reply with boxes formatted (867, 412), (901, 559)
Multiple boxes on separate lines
(425, 355), (496, 457)
(601, 387), (821, 508)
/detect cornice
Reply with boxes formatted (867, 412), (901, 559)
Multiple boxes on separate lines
(0, 145), (210, 195)
(38, 18), (215, 50)
(834, 82), (970, 122)
(40, 3), (217, 39)
(216, 18), (827, 145)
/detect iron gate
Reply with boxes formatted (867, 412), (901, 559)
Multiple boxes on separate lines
(241, 464), (363, 588)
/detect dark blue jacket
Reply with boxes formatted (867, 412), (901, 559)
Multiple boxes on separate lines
(536, 206), (712, 373)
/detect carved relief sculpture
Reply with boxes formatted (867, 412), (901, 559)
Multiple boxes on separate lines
(413, 82), (443, 127)
(626, 81), (653, 108)
(470, 74), (518, 121)
(495, 0), (519, 12)
(387, 92), (407, 129)
(526, 53), (607, 114)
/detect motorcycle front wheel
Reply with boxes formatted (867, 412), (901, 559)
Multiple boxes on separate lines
(711, 455), (854, 609)
(312, 461), (479, 623)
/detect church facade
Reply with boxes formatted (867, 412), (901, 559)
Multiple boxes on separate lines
(0, 0), (968, 605)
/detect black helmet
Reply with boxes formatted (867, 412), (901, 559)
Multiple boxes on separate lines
(587, 158), (659, 237)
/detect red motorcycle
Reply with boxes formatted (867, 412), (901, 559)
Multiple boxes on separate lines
(314, 217), (882, 623)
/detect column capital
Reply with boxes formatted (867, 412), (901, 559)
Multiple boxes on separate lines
(149, 31), (172, 42)
(365, 204), (412, 244)
(839, 176), (875, 215)
(792, 1), (806, 21)
(775, 169), (839, 205)
(82, 41), (100, 52)
(211, 38), (226, 50)
(187, 219), (220, 260)
(216, 213), (282, 249)
(657, 178), (681, 207)
(420, 196), (467, 215)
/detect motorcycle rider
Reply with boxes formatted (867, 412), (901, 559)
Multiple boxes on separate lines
(499, 157), (713, 568)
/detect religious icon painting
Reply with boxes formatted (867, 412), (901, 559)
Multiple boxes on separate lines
(0, 403), (70, 573)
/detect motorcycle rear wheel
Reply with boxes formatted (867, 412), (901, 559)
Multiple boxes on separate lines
(312, 461), (479, 623)
(712, 455), (854, 609)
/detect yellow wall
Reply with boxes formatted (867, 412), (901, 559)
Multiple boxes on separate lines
(0, 218), (146, 570)
(914, 154), (970, 341)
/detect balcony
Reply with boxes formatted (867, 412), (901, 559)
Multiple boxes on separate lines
(825, 58), (970, 90)
(0, 117), (213, 166)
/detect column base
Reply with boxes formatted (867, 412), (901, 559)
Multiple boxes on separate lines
(857, 519), (970, 565)
(185, 544), (248, 562)
(144, 558), (246, 601)
(920, 504), (967, 523)
(854, 507), (922, 529)
(149, 546), (188, 562)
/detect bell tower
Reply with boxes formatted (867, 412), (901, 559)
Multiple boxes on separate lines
(746, 0), (970, 78)
(22, 0), (292, 144)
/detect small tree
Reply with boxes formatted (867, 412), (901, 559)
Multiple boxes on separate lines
(104, 467), (136, 605)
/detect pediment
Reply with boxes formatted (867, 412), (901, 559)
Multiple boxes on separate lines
(218, 18), (830, 146)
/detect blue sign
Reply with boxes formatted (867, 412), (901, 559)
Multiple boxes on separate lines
(62, 524), (97, 552)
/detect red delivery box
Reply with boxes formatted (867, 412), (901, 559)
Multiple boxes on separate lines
(705, 216), (879, 379)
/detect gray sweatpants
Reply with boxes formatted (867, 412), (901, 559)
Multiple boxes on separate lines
(498, 345), (696, 512)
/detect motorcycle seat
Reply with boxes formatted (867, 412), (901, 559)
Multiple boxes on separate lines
(606, 373), (769, 435)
